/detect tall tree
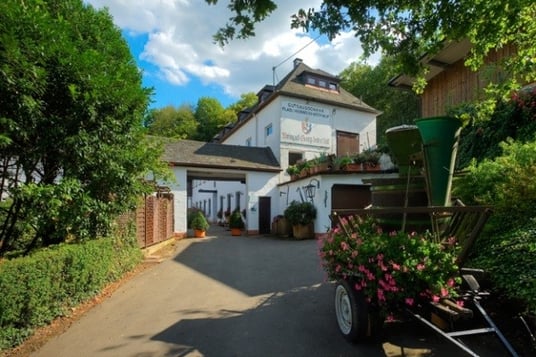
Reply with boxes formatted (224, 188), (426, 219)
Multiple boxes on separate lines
(207, 1), (535, 98)
(226, 92), (258, 116)
(339, 57), (420, 144)
(145, 105), (198, 139)
(0, 0), (166, 254)
(194, 97), (236, 142)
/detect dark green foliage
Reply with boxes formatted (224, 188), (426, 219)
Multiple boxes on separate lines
(229, 210), (245, 229)
(190, 210), (209, 231)
(339, 57), (420, 145)
(454, 139), (536, 234)
(470, 219), (536, 314)
(455, 87), (536, 168)
(0, 232), (142, 350)
(284, 201), (317, 226)
(0, 0), (168, 255)
(187, 208), (204, 229)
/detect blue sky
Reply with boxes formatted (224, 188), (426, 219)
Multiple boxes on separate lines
(87, 1), (379, 110)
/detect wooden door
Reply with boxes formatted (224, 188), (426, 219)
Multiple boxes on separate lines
(258, 197), (271, 234)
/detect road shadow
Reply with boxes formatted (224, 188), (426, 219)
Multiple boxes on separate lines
(172, 234), (325, 297)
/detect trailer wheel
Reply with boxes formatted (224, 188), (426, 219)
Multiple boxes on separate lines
(334, 280), (374, 343)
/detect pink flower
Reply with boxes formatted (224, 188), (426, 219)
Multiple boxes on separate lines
(432, 295), (440, 303)
(390, 261), (401, 270)
(416, 263), (425, 271)
(377, 288), (386, 302)
(351, 251), (358, 258)
(354, 283), (362, 291)
(456, 300), (464, 308)
(441, 287), (449, 297)
(335, 264), (342, 272)
(447, 278), (455, 287)
(340, 241), (349, 251)
(386, 314), (395, 322)
(405, 297), (414, 306)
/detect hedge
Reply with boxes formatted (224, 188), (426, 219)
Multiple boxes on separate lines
(0, 236), (142, 350)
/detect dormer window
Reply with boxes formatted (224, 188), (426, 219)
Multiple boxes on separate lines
(304, 74), (339, 93)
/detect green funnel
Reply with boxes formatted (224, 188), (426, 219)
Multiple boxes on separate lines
(414, 116), (462, 206)
(385, 125), (423, 176)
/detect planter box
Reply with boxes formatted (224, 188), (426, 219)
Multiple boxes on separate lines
(344, 163), (363, 172)
(292, 223), (314, 239)
(274, 217), (292, 237)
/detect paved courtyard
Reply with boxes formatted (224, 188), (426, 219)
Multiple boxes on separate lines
(32, 225), (512, 356)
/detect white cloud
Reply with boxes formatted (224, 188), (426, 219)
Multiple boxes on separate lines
(86, 0), (378, 100)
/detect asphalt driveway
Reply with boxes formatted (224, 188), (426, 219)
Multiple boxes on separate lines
(32, 226), (511, 357)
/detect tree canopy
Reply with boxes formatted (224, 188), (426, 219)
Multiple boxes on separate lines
(207, 1), (535, 96)
(339, 57), (420, 144)
(0, 0), (166, 255)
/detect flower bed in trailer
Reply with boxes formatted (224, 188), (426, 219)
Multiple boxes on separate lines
(319, 215), (461, 321)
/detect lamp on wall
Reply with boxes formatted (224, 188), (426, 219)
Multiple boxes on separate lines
(303, 178), (320, 203)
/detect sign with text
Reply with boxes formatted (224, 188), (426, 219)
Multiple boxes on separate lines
(280, 101), (331, 148)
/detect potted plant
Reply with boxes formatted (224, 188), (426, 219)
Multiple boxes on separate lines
(286, 165), (300, 179)
(229, 210), (245, 236)
(296, 160), (312, 178)
(190, 210), (209, 238)
(311, 152), (331, 174)
(284, 200), (317, 239)
(333, 155), (353, 171)
(355, 149), (382, 170)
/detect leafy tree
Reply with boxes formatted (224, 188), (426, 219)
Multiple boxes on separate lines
(145, 105), (198, 139)
(0, 0), (166, 255)
(226, 92), (258, 116)
(194, 97), (236, 142)
(339, 57), (420, 144)
(207, 1), (536, 99)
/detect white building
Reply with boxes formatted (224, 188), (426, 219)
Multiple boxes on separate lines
(168, 58), (393, 237)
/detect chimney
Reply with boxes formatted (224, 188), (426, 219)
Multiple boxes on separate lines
(293, 58), (303, 68)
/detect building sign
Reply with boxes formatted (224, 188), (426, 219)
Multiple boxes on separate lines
(280, 101), (331, 147)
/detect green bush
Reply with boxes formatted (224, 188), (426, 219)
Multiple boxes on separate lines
(454, 139), (536, 315)
(454, 87), (536, 169)
(284, 201), (317, 226)
(229, 210), (245, 229)
(190, 210), (209, 231)
(470, 219), (536, 314)
(453, 139), (536, 233)
(0, 235), (142, 351)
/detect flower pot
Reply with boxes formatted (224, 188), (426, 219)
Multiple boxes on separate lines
(194, 229), (206, 238)
(292, 223), (314, 239)
(231, 228), (242, 236)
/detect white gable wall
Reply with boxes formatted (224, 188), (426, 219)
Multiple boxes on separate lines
(223, 95), (377, 184)
(222, 99), (282, 162)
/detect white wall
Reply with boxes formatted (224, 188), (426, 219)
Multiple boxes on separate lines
(245, 171), (279, 231)
(278, 172), (397, 235)
(168, 167), (188, 235)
